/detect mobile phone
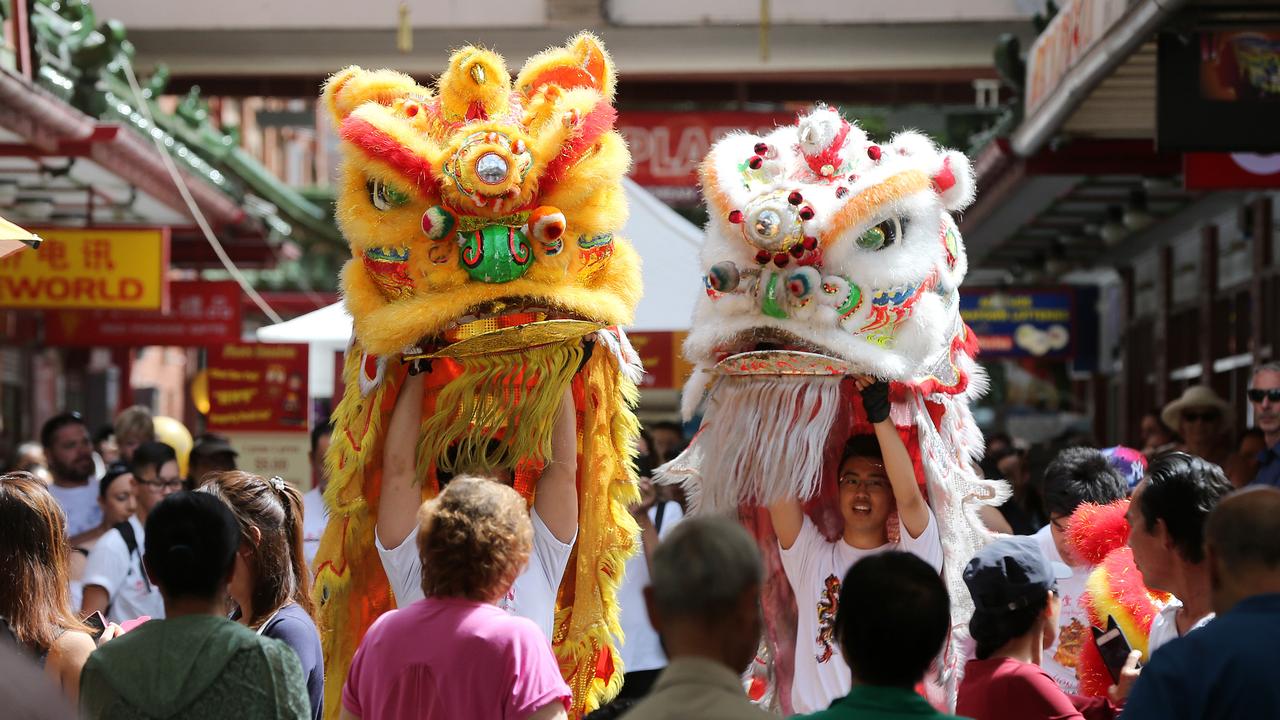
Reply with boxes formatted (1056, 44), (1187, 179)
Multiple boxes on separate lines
(83, 611), (107, 640)
(1091, 617), (1138, 683)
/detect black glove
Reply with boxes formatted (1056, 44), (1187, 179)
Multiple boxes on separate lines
(860, 379), (891, 424)
(576, 334), (596, 374)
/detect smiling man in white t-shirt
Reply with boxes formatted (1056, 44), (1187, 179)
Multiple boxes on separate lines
(768, 377), (943, 714)
(373, 371), (578, 643)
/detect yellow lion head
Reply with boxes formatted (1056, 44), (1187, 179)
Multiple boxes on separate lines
(324, 33), (640, 357)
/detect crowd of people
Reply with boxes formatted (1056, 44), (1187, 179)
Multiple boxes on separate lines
(0, 364), (1278, 719)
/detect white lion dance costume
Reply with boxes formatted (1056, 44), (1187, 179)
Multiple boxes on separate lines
(659, 107), (1005, 712)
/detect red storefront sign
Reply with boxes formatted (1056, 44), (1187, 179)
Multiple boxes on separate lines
(1184, 152), (1280, 189)
(628, 330), (693, 389)
(206, 343), (309, 432)
(43, 280), (241, 346)
(618, 111), (796, 203)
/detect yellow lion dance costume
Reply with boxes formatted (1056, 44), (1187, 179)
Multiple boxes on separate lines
(312, 34), (642, 718)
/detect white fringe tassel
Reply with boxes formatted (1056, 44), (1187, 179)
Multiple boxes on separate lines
(658, 374), (843, 514)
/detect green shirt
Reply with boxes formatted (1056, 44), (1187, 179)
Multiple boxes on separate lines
(79, 614), (309, 720)
(794, 685), (966, 720)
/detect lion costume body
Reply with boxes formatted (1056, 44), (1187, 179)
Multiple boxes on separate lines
(311, 35), (642, 719)
(659, 107), (1006, 712)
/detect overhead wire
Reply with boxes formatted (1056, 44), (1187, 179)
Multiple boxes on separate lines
(119, 57), (284, 324)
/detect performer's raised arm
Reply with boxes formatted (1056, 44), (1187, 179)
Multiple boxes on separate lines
(769, 499), (805, 551)
(533, 383), (578, 544)
(857, 376), (930, 539)
(376, 371), (424, 550)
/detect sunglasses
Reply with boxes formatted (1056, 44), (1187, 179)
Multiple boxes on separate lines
(1248, 388), (1280, 404)
(1182, 410), (1221, 423)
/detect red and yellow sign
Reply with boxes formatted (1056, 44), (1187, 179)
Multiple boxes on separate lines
(0, 227), (169, 310)
(629, 330), (692, 389)
(206, 343), (309, 433)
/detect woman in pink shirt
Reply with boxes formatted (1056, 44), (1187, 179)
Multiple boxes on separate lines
(339, 476), (572, 720)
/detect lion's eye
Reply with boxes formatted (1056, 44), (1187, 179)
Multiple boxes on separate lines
(367, 178), (409, 211)
(856, 217), (906, 251)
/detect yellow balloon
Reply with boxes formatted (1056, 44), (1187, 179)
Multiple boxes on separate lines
(190, 369), (210, 415)
(153, 416), (194, 477)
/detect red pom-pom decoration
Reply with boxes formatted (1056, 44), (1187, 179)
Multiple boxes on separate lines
(802, 236), (818, 250)
(788, 191), (804, 206)
(798, 206), (815, 221)
(754, 249), (771, 264)
(754, 142), (769, 156)
(748, 156), (763, 170)
(772, 252), (790, 267)
(789, 243), (805, 258)
(1067, 500), (1131, 566)
(836, 186), (849, 199)
(867, 145), (882, 161)
(728, 210), (744, 224)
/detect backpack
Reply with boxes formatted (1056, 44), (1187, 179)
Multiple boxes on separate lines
(108, 520), (151, 610)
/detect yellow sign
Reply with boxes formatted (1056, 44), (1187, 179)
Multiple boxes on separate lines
(221, 431), (316, 492)
(0, 228), (168, 309)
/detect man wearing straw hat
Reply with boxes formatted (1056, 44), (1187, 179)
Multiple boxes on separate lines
(1162, 385), (1231, 468)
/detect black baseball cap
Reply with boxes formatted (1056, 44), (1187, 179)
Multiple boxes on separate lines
(964, 536), (1071, 614)
(191, 434), (238, 458)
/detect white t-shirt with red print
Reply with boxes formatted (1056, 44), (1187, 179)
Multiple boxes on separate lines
(778, 511), (944, 714)
(1034, 523), (1092, 695)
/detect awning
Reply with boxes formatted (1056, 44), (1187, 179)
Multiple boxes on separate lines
(0, 214), (40, 260)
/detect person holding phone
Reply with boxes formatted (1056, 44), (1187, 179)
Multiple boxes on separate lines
(0, 472), (97, 704)
(956, 536), (1134, 720)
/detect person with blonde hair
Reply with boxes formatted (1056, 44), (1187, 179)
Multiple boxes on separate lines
(198, 471), (323, 720)
(112, 406), (155, 465)
(340, 476), (571, 720)
(373, 373), (578, 643)
(0, 472), (97, 704)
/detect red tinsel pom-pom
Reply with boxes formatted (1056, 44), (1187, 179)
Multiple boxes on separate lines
(1067, 500), (1130, 566)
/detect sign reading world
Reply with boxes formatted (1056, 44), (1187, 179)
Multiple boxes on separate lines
(0, 228), (168, 310)
(960, 288), (1076, 359)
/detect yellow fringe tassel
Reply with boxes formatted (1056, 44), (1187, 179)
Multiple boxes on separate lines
(418, 340), (584, 475)
(556, 348), (641, 717)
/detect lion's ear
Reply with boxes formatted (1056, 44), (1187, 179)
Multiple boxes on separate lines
(516, 32), (615, 101)
(322, 66), (429, 126)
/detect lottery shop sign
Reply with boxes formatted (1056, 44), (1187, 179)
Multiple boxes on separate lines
(206, 343), (309, 433)
(0, 228), (169, 310)
(959, 288), (1076, 359)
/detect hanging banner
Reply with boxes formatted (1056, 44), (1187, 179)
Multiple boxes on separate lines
(43, 280), (241, 346)
(206, 343), (309, 432)
(0, 227), (169, 310)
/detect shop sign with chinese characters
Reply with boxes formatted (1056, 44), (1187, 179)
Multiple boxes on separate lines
(0, 228), (169, 310)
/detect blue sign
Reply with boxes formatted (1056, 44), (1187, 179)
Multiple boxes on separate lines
(959, 288), (1077, 359)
